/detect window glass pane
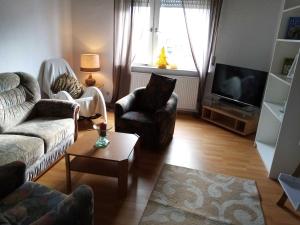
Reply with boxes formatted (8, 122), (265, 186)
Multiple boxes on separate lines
(156, 6), (196, 70)
(132, 5), (152, 65)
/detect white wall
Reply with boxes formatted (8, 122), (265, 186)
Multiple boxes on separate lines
(0, 0), (73, 79)
(71, 0), (114, 102)
(215, 0), (283, 71)
(204, 0), (283, 100)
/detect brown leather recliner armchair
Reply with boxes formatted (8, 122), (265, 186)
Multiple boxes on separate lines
(115, 87), (178, 147)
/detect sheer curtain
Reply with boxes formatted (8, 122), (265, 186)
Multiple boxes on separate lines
(182, 0), (223, 110)
(112, 0), (149, 103)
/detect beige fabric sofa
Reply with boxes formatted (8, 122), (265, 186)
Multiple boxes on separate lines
(0, 72), (79, 180)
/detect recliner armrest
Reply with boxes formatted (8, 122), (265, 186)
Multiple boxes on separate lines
(155, 93), (178, 122)
(30, 185), (94, 225)
(0, 161), (26, 200)
(115, 87), (145, 118)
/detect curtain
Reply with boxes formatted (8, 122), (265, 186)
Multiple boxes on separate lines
(112, 0), (134, 103)
(112, 0), (149, 103)
(182, 0), (223, 110)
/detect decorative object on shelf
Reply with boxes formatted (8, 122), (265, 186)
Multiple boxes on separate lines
(286, 17), (300, 40)
(156, 47), (168, 69)
(282, 58), (294, 75)
(287, 50), (300, 79)
(93, 122), (111, 148)
(280, 101), (287, 113)
(80, 54), (100, 87)
(169, 64), (178, 70)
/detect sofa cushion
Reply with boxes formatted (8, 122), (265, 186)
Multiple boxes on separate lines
(0, 182), (66, 225)
(51, 73), (84, 99)
(5, 118), (75, 153)
(0, 73), (20, 93)
(0, 213), (11, 225)
(138, 73), (176, 112)
(0, 72), (40, 133)
(0, 135), (44, 167)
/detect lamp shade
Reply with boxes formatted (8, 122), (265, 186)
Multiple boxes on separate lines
(80, 54), (100, 72)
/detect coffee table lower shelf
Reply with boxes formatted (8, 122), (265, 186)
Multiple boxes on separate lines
(65, 155), (130, 197)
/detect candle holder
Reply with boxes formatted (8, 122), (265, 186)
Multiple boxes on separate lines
(93, 122), (112, 148)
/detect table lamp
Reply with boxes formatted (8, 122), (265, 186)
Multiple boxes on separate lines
(80, 54), (100, 86)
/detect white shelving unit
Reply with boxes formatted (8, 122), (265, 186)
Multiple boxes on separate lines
(255, 0), (300, 179)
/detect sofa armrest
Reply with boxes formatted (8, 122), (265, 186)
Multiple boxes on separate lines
(33, 99), (80, 119)
(155, 93), (178, 122)
(0, 161), (26, 200)
(30, 185), (94, 225)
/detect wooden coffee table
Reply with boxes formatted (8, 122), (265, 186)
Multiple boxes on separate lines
(65, 131), (140, 197)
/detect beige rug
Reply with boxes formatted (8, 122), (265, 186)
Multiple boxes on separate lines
(139, 164), (265, 225)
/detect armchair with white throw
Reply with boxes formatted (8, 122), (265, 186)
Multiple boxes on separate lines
(40, 58), (107, 121)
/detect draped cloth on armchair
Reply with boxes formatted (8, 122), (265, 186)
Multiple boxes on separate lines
(182, 0), (223, 110)
(40, 58), (107, 121)
(112, 0), (149, 103)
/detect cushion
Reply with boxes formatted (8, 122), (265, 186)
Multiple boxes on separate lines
(0, 73), (40, 133)
(0, 213), (11, 225)
(5, 118), (75, 153)
(139, 73), (176, 112)
(51, 73), (84, 99)
(0, 73), (20, 93)
(0, 182), (66, 225)
(0, 135), (44, 167)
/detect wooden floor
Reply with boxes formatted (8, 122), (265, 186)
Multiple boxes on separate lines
(37, 112), (300, 225)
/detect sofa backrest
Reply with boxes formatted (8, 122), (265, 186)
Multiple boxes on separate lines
(0, 72), (41, 133)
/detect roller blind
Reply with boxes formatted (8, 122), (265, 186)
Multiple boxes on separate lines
(161, 0), (206, 8)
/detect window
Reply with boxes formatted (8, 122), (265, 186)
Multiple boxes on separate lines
(132, 0), (209, 71)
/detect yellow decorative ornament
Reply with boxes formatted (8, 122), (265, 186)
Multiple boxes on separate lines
(156, 47), (168, 69)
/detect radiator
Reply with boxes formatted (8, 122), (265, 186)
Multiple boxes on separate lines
(130, 72), (199, 112)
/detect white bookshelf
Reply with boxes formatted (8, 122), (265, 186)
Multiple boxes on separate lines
(255, 0), (300, 179)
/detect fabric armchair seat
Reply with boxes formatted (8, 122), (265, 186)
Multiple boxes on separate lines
(0, 161), (94, 225)
(115, 87), (178, 147)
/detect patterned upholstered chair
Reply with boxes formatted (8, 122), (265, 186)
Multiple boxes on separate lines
(115, 74), (178, 147)
(0, 72), (79, 180)
(0, 161), (94, 225)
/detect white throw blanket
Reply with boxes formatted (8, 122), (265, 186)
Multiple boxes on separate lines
(39, 58), (107, 121)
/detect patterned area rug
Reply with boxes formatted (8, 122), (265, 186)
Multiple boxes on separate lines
(139, 164), (265, 225)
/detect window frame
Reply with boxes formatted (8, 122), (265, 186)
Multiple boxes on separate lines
(132, 0), (197, 71)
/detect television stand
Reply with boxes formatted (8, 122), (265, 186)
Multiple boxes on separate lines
(201, 104), (259, 135)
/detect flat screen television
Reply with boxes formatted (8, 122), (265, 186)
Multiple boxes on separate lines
(211, 63), (268, 108)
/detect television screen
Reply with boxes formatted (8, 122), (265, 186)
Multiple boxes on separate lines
(211, 63), (268, 107)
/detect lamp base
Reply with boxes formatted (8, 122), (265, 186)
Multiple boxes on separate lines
(85, 74), (96, 86)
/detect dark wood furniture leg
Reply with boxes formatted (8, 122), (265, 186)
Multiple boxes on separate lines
(134, 136), (141, 167)
(118, 160), (128, 198)
(277, 193), (288, 206)
(65, 154), (72, 193)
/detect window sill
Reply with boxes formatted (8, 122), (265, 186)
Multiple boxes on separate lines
(131, 65), (199, 77)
